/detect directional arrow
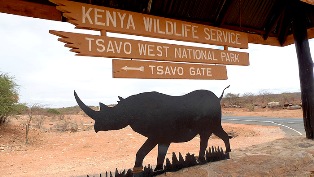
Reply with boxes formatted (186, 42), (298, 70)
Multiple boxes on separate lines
(113, 59), (228, 80)
(122, 66), (144, 72)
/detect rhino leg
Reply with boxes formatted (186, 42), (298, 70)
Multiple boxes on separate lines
(213, 126), (231, 152)
(198, 132), (211, 163)
(134, 138), (157, 168)
(155, 143), (170, 171)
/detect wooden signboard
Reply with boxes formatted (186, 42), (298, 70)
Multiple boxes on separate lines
(50, 30), (249, 66)
(112, 59), (227, 80)
(50, 0), (248, 49)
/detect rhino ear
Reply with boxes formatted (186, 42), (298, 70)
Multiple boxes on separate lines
(117, 96), (125, 103)
(118, 96), (124, 101)
(99, 102), (109, 111)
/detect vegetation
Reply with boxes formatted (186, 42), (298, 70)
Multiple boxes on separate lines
(55, 106), (82, 115)
(23, 106), (82, 116)
(222, 91), (301, 111)
(0, 73), (26, 125)
(46, 108), (61, 115)
(25, 104), (45, 144)
(224, 93), (240, 107)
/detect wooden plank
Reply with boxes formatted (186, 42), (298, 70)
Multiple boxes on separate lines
(0, 0), (61, 21)
(49, 0), (248, 49)
(301, 0), (314, 5)
(50, 30), (249, 66)
(249, 27), (314, 47)
(112, 59), (228, 80)
(248, 33), (281, 46)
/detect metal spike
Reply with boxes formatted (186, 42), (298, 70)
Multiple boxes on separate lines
(115, 168), (119, 175)
(165, 158), (172, 171)
(172, 152), (179, 165)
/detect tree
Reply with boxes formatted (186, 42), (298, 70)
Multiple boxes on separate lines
(0, 73), (20, 125)
(242, 92), (255, 111)
(280, 92), (293, 105)
(224, 93), (240, 107)
(25, 104), (43, 144)
(258, 90), (273, 105)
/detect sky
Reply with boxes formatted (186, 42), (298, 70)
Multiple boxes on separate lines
(0, 13), (313, 108)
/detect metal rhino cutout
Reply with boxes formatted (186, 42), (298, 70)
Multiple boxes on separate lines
(74, 85), (231, 170)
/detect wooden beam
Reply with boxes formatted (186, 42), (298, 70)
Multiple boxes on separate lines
(214, 0), (233, 26)
(248, 33), (281, 46)
(263, 0), (287, 40)
(220, 24), (265, 35)
(1, 0), (313, 48)
(0, 0), (62, 21)
(284, 27), (314, 46)
(292, 1), (314, 139)
(301, 0), (314, 5)
(248, 27), (314, 47)
(278, 16), (292, 45)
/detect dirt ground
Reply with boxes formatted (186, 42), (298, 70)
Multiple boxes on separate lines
(222, 107), (303, 118)
(1, 108), (313, 177)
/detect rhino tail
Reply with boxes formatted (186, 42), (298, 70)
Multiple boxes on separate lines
(219, 85), (230, 101)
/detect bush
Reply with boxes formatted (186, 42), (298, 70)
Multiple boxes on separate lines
(55, 106), (82, 115)
(47, 108), (61, 115)
(52, 115), (79, 132)
(13, 103), (28, 114)
(0, 73), (20, 125)
(224, 93), (240, 107)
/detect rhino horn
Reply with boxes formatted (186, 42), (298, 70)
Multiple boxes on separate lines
(74, 90), (98, 120)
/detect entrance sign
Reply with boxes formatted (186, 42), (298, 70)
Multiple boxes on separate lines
(50, 0), (251, 80)
(50, 0), (248, 49)
(50, 30), (249, 66)
(112, 59), (227, 80)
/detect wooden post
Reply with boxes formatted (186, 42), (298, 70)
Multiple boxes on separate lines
(292, 1), (314, 139)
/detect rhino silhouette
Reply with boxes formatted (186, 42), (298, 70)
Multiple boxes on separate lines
(74, 85), (231, 170)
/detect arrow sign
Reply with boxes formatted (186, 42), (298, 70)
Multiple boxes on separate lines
(50, 30), (249, 66)
(122, 66), (144, 72)
(113, 59), (227, 80)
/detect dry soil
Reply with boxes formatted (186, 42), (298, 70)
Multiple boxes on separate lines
(1, 108), (313, 177)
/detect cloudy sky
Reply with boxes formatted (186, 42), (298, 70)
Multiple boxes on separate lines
(0, 13), (313, 108)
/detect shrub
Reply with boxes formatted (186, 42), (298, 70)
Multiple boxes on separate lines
(47, 108), (61, 115)
(224, 93), (240, 107)
(0, 73), (20, 125)
(33, 115), (46, 129)
(13, 103), (28, 114)
(51, 115), (78, 132)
